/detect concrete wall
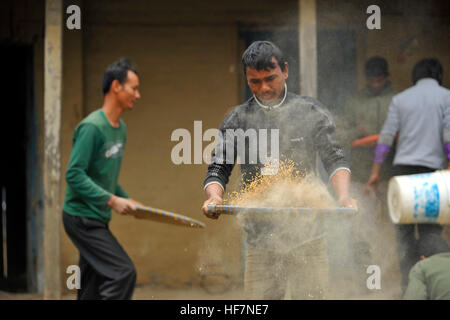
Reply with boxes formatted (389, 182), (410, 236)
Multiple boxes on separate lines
(318, 0), (450, 93)
(364, 17), (450, 91)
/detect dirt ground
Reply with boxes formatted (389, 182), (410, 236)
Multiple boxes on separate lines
(0, 283), (401, 300)
(0, 285), (246, 300)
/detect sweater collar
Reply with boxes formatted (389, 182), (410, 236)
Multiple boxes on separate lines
(416, 78), (439, 87)
(253, 83), (288, 110)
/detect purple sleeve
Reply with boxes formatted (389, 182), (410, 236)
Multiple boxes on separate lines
(445, 142), (450, 161)
(374, 144), (391, 164)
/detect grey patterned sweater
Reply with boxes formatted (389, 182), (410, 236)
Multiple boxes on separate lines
(204, 92), (349, 190)
(203, 92), (350, 246)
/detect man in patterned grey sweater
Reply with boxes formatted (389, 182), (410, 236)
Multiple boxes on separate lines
(201, 41), (357, 299)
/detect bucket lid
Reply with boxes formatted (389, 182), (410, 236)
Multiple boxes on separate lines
(388, 178), (402, 224)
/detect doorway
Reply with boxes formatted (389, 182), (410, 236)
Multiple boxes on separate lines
(0, 42), (36, 292)
(317, 29), (357, 113)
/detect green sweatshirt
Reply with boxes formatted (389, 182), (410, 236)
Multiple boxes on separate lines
(404, 253), (450, 300)
(63, 109), (129, 224)
(336, 83), (396, 182)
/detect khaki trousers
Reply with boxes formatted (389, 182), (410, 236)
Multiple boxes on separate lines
(244, 237), (329, 300)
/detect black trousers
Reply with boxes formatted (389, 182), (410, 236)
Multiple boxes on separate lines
(391, 165), (450, 293)
(63, 211), (136, 300)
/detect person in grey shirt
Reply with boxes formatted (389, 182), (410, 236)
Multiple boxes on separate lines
(365, 58), (450, 293)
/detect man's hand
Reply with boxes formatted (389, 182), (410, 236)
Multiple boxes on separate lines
(365, 173), (380, 194)
(202, 183), (224, 220)
(107, 195), (136, 215)
(338, 195), (358, 211)
(357, 125), (370, 138)
(127, 198), (145, 218)
(202, 196), (223, 220)
(128, 198), (144, 209)
(365, 162), (382, 194)
(329, 169), (358, 211)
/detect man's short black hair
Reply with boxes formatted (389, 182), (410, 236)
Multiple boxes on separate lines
(102, 58), (138, 95)
(365, 56), (389, 77)
(242, 41), (287, 75)
(412, 58), (443, 85)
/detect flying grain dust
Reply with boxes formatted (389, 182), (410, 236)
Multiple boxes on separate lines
(225, 159), (337, 208)
(198, 160), (401, 299)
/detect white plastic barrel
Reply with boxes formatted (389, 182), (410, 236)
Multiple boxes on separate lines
(387, 170), (450, 224)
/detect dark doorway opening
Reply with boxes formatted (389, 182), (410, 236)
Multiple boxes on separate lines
(317, 29), (357, 114)
(0, 42), (34, 292)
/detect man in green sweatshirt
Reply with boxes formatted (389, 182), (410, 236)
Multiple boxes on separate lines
(339, 56), (396, 183)
(63, 58), (142, 300)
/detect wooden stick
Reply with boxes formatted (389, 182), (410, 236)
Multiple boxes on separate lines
(208, 204), (356, 215)
(133, 205), (206, 228)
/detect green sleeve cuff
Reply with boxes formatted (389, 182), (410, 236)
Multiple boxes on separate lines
(115, 184), (129, 198)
